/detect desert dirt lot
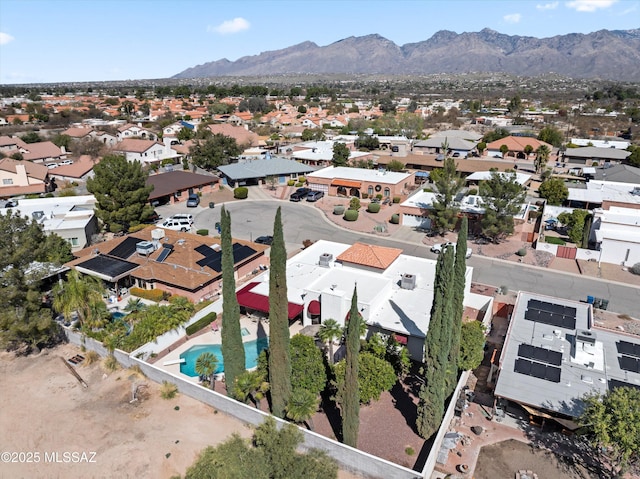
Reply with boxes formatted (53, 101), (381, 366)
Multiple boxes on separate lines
(0, 344), (361, 479)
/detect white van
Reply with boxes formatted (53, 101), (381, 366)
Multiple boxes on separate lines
(160, 218), (192, 232)
(169, 214), (194, 224)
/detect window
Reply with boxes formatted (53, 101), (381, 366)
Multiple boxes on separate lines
(68, 237), (79, 247)
(368, 185), (374, 196)
(384, 187), (390, 197)
(2, 179), (13, 185)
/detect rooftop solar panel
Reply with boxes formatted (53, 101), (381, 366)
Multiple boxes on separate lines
(514, 358), (532, 375)
(609, 379), (640, 391)
(527, 299), (576, 318)
(76, 255), (138, 279)
(195, 243), (257, 273)
(156, 245), (173, 263)
(518, 344), (563, 366)
(524, 308), (576, 330)
(107, 236), (142, 259)
(617, 341), (640, 359)
(514, 358), (562, 383)
(619, 356), (640, 373)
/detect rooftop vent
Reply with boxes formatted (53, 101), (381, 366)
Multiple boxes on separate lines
(631, 187), (640, 196)
(319, 253), (333, 267)
(400, 273), (416, 290)
(32, 210), (45, 221)
(151, 228), (165, 241)
(136, 241), (156, 256)
(581, 375), (593, 384)
(577, 330), (596, 345)
(210, 243), (221, 252)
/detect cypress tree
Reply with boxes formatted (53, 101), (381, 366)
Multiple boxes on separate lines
(416, 247), (454, 438)
(268, 207), (292, 418)
(447, 217), (468, 394)
(342, 286), (361, 447)
(220, 206), (245, 397)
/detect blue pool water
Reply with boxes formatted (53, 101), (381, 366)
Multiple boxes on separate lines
(179, 337), (268, 377)
(241, 327), (250, 336)
(111, 311), (127, 320)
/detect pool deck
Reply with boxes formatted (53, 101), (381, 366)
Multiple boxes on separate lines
(158, 315), (306, 383)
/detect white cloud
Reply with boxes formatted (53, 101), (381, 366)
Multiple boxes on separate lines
(565, 0), (617, 12)
(0, 32), (15, 46)
(536, 2), (559, 10)
(503, 13), (522, 23)
(207, 17), (250, 35)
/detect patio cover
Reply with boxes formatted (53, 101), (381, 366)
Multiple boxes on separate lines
(236, 282), (303, 320)
(308, 300), (321, 315)
(331, 179), (362, 188)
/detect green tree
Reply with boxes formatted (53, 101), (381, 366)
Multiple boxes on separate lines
(539, 177), (569, 205)
(476, 141), (486, 155)
(431, 158), (465, 233)
(499, 144), (509, 156)
(579, 387), (640, 475)
(479, 171), (525, 243)
(52, 134), (72, 150)
(286, 388), (319, 431)
(447, 217), (468, 394)
(332, 142), (350, 167)
(334, 352), (396, 405)
(626, 145), (640, 167)
(20, 132), (42, 144)
(387, 159), (405, 172)
(535, 144), (551, 174)
(234, 369), (269, 408)
(86, 154), (154, 233)
(459, 321), (485, 370)
(220, 206), (245, 397)
(523, 144), (534, 157)
(318, 319), (343, 364)
(558, 209), (590, 247)
(189, 133), (241, 170)
(301, 128), (324, 141)
(268, 207), (292, 418)
(290, 334), (327, 396)
(52, 270), (107, 329)
(185, 435), (268, 479)
(537, 125), (563, 147)
(195, 352), (219, 390)
(417, 247), (455, 438)
(341, 287), (361, 447)
(177, 126), (195, 141)
(356, 134), (379, 151)
(482, 128), (510, 143)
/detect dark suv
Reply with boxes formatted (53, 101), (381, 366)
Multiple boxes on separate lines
(306, 191), (324, 202)
(289, 187), (311, 202)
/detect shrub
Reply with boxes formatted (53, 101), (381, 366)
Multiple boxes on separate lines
(545, 236), (566, 245)
(129, 224), (147, 233)
(130, 287), (168, 302)
(516, 248), (527, 257)
(468, 188), (478, 195)
(233, 187), (248, 199)
(349, 197), (361, 211)
(185, 312), (217, 336)
(376, 193), (383, 200)
(294, 182), (304, 187)
(83, 350), (100, 365)
(361, 192), (369, 199)
(343, 210), (359, 221)
(405, 446), (415, 456)
(297, 176), (306, 183)
(160, 381), (178, 399)
(390, 214), (399, 224)
(423, 187), (433, 192)
(102, 355), (119, 372)
(333, 205), (345, 215)
(287, 180), (295, 186)
(630, 263), (640, 275)
(302, 239), (314, 249)
(392, 196), (401, 203)
(367, 203), (381, 213)
(196, 229), (209, 236)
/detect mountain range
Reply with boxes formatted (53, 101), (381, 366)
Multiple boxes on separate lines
(174, 28), (640, 81)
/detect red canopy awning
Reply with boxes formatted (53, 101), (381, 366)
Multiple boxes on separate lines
(308, 300), (321, 316)
(332, 179), (362, 188)
(236, 282), (303, 320)
(393, 334), (408, 345)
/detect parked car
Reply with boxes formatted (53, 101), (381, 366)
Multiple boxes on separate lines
(46, 163), (59, 169)
(290, 187), (311, 202)
(306, 191), (324, 202)
(431, 241), (472, 259)
(255, 235), (273, 245)
(186, 193), (200, 207)
(2, 199), (18, 208)
(452, 152), (460, 157)
(169, 214), (194, 224)
(59, 159), (74, 165)
(160, 218), (192, 232)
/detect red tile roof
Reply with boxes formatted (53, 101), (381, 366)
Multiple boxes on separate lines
(336, 242), (402, 270)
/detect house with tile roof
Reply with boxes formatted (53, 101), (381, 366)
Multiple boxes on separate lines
(207, 123), (259, 148)
(486, 136), (552, 160)
(0, 158), (52, 197)
(116, 123), (157, 141)
(65, 226), (269, 303)
(146, 170), (219, 205)
(21, 141), (67, 164)
(112, 139), (176, 165)
(0, 135), (29, 155)
(306, 166), (414, 200)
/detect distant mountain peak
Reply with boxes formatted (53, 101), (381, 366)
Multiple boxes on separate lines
(173, 28), (640, 81)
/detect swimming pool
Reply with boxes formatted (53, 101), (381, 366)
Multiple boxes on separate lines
(111, 311), (127, 320)
(179, 337), (268, 377)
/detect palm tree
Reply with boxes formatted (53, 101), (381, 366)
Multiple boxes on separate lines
(286, 388), (319, 431)
(124, 297), (146, 313)
(535, 145), (551, 174)
(318, 319), (343, 364)
(234, 370), (269, 408)
(52, 270), (106, 329)
(195, 352), (218, 390)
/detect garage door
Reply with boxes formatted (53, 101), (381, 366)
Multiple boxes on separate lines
(308, 183), (328, 194)
(402, 214), (431, 229)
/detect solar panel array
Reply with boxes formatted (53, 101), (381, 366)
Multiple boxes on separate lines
(618, 356), (640, 373)
(156, 244), (173, 263)
(195, 243), (257, 272)
(518, 344), (562, 366)
(617, 341), (640, 358)
(609, 379), (640, 392)
(108, 237), (142, 259)
(525, 299), (576, 330)
(514, 358), (562, 383)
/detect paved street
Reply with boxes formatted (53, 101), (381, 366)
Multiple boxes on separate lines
(156, 193), (640, 317)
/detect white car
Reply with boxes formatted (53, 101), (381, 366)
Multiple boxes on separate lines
(160, 218), (192, 232)
(430, 242), (472, 259)
(46, 163), (59, 169)
(59, 159), (74, 166)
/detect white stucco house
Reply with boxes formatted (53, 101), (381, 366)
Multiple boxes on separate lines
(591, 206), (640, 267)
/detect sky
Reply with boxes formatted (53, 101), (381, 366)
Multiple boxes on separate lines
(0, 0), (638, 84)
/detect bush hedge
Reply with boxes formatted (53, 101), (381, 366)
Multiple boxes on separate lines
(333, 205), (345, 215)
(516, 248), (527, 257)
(367, 203), (381, 213)
(343, 210), (359, 221)
(130, 287), (168, 302)
(287, 179), (295, 186)
(545, 236), (566, 245)
(185, 312), (217, 336)
(468, 188), (478, 195)
(630, 263), (640, 275)
(234, 187), (248, 199)
(390, 214), (400, 224)
(361, 192), (369, 199)
(196, 229), (209, 236)
(392, 196), (401, 203)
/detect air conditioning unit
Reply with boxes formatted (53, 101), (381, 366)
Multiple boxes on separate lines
(400, 273), (416, 290)
(577, 330), (596, 345)
(151, 228), (165, 241)
(136, 241), (155, 256)
(319, 253), (333, 267)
